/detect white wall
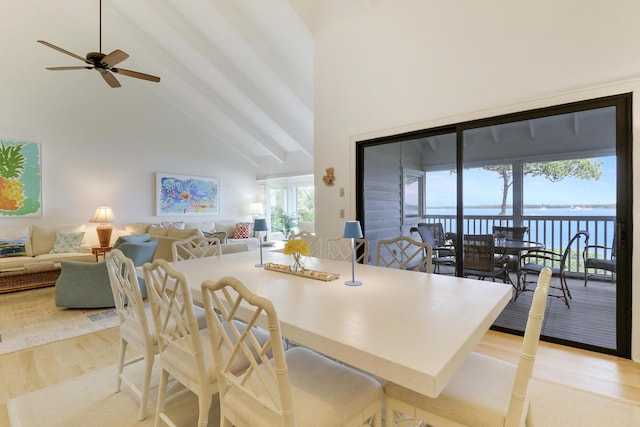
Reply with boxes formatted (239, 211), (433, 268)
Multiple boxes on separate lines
(0, 86), (261, 245)
(313, 0), (640, 360)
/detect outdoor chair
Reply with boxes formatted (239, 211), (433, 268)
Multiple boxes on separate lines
(201, 276), (384, 427)
(493, 225), (529, 241)
(324, 236), (369, 264)
(411, 223), (456, 273)
(289, 231), (323, 257)
(376, 235), (432, 273)
(493, 225), (530, 270)
(583, 231), (616, 286)
(171, 235), (222, 261)
(385, 268), (551, 427)
(519, 230), (588, 308)
(462, 234), (512, 285)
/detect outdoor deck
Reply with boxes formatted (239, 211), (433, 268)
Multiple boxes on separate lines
(494, 275), (616, 350)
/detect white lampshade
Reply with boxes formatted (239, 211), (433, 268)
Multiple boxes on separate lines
(249, 202), (264, 216)
(89, 206), (117, 224)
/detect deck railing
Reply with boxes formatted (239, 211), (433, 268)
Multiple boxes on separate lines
(422, 214), (616, 276)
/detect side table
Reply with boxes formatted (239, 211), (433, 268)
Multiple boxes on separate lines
(91, 245), (113, 261)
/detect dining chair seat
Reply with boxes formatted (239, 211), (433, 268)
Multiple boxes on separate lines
(385, 268), (552, 427)
(201, 276), (384, 427)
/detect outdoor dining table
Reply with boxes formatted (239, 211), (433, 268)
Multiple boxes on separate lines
(166, 250), (512, 398)
(494, 239), (545, 289)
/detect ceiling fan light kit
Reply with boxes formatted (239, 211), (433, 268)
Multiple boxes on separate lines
(37, 0), (160, 88)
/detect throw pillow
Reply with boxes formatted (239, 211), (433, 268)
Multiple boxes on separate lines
(203, 231), (227, 244)
(49, 231), (85, 253)
(0, 237), (27, 257)
(160, 221), (185, 229)
(233, 222), (251, 239)
(118, 233), (151, 243)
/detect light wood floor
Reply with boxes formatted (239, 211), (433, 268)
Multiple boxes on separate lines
(1, 295), (639, 426)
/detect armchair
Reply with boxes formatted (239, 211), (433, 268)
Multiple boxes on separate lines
(55, 234), (158, 308)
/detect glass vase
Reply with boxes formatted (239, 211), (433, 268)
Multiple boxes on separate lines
(291, 253), (304, 272)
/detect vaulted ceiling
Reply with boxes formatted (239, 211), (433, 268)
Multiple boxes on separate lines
(1, 0), (316, 176)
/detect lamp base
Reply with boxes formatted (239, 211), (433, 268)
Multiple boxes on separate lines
(255, 263), (265, 267)
(96, 225), (113, 248)
(344, 280), (363, 286)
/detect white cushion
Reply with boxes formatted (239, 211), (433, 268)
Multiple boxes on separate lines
(31, 224), (86, 255)
(385, 352), (516, 427)
(49, 231), (85, 253)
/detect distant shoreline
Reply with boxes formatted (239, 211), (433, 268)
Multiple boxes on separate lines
(430, 204), (616, 210)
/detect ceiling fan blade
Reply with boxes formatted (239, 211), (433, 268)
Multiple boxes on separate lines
(96, 69), (121, 88)
(112, 68), (161, 83)
(45, 66), (94, 71)
(101, 49), (129, 67)
(37, 40), (88, 64)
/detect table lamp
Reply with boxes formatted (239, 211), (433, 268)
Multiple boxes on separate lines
(89, 205), (117, 247)
(253, 218), (269, 267)
(343, 220), (363, 286)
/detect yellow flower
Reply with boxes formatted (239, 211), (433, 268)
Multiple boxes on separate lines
(283, 239), (310, 256)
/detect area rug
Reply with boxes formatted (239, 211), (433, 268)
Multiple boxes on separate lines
(0, 287), (120, 355)
(7, 358), (221, 427)
(8, 361), (640, 427)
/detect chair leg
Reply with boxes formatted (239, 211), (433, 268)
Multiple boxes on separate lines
(197, 393), (212, 427)
(138, 351), (155, 421)
(155, 369), (169, 427)
(116, 338), (127, 392)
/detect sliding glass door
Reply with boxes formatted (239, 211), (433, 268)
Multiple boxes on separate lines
(356, 93), (632, 358)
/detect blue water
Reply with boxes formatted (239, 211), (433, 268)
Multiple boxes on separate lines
(426, 207), (616, 249)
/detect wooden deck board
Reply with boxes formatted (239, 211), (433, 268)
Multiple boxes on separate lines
(493, 275), (617, 350)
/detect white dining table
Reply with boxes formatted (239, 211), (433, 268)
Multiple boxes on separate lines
(166, 250), (512, 398)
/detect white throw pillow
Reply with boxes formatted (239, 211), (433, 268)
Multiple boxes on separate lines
(49, 231), (85, 253)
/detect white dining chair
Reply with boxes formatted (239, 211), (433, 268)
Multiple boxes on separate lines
(105, 249), (158, 421)
(375, 235), (433, 273)
(324, 236), (369, 264)
(289, 230), (323, 257)
(201, 275), (384, 427)
(143, 259), (220, 427)
(384, 267), (552, 427)
(171, 235), (222, 261)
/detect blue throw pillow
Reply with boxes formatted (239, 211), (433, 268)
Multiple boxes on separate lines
(119, 233), (151, 243)
(113, 233), (151, 251)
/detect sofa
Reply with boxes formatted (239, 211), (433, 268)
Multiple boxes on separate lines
(118, 220), (260, 261)
(0, 224), (94, 271)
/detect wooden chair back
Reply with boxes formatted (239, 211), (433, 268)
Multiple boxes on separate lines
(171, 235), (222, 261)
(376, 236), (432, 272)
(324, 236), (369, 264)
(201, 276), (294, 425)
(289, 231), (322, 257)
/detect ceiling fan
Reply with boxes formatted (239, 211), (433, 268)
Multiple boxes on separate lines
(37, 0), (160, 88)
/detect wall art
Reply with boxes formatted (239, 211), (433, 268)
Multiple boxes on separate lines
(0, 139), (42, 217)
(156, 172), (219, 216)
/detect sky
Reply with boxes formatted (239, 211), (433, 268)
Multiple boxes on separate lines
(424, 156), (616, 208)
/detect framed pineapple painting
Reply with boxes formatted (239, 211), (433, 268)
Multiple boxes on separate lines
(0, 140), (42, 217)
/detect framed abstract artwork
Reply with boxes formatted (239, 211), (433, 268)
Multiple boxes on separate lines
(156, 172), (220, 216)
(0, 140), (42, 217)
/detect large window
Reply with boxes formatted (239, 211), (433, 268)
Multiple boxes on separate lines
(263, 175), (315, 238)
